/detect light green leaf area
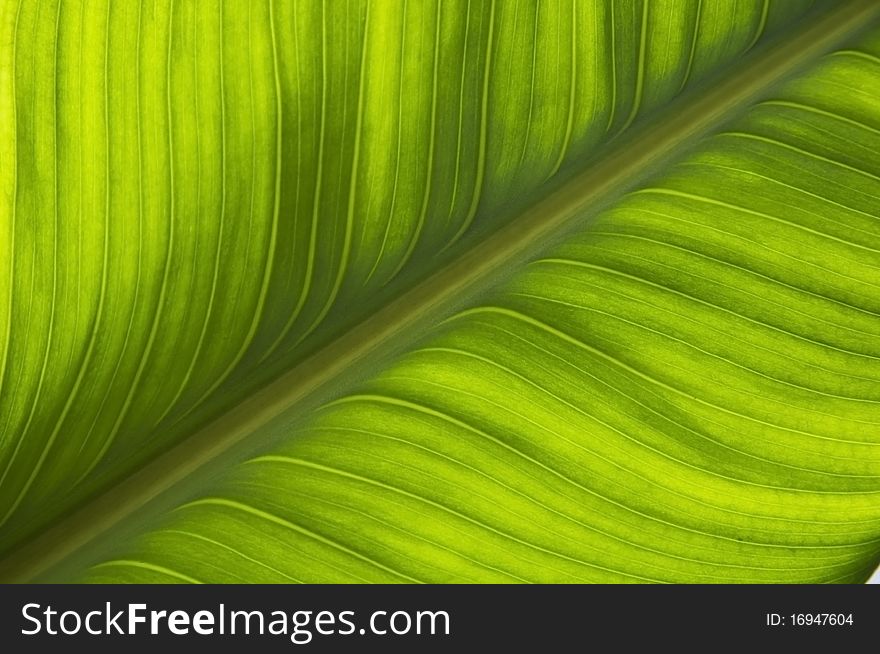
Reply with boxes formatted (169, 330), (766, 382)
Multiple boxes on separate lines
(80, 28), (880, 583)
(0, 0), (816, 554)
(3, 0), (880, 584)
(0, 0), (814, 550)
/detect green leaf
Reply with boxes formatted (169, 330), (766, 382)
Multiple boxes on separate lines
(1, 0), (879, 583)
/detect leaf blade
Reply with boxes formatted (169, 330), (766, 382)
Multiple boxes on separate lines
(2, 0), (879, 583)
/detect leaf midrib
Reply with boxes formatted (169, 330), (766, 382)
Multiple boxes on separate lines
(3, 0), (879, 583)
